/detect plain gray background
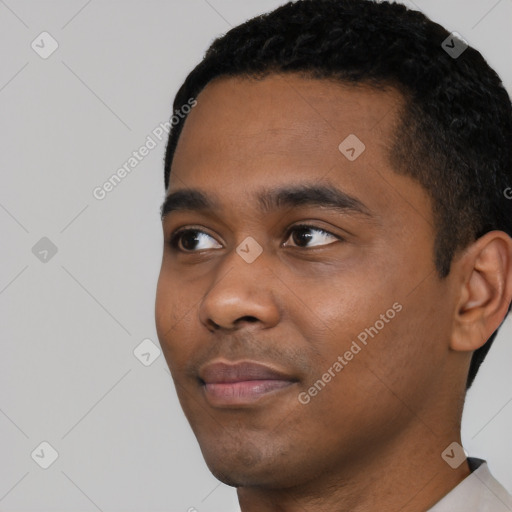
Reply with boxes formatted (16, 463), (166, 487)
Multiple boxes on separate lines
(1, 1), (511, 510)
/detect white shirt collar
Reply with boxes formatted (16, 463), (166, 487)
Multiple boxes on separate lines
(428, 460), (512, 511)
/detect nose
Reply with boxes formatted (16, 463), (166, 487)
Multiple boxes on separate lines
(198, 249), (281, 332)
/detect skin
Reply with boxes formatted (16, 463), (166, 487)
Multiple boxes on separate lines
(155, 73), (512, 511)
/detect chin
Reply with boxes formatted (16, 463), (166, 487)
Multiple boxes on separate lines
(198, 440), (303, 489)
(208, 467), (249, 488)
(203, 457), (265, 487)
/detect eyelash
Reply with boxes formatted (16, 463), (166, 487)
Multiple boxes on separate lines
(167, 223), (343, 253)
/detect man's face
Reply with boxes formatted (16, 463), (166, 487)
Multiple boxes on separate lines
(155, 74), (458, 488)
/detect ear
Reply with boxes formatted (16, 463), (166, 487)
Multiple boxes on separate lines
(451, 231), (512, 352)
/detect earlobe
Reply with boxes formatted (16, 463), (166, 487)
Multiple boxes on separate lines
(451, 231), (512, 353)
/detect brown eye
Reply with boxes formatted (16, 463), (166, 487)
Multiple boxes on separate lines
(169, 229), (222, 252)
(284, 224), (341, 248)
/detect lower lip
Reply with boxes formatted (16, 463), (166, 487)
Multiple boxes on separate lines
(203, 379), (295, 406)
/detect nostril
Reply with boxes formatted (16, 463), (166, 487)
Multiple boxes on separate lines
(237, 316), (259, 325)
(204, 316), (261, 332)
(206, 319), (221, 331)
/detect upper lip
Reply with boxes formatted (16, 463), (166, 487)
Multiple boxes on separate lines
(199, 360), (296, 384)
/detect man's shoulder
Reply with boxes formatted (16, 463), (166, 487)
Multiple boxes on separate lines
(428, 459), (512, 512)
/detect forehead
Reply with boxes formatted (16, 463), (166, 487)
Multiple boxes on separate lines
(170, 73), (403, 178)
(167, 74), (418, 220)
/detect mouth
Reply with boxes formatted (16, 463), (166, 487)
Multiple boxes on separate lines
(198, 360), (299, 407)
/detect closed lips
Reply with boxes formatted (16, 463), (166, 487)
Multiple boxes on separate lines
(199, 361), (297, 384)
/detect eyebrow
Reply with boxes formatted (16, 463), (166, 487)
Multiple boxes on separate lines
(160, 184), (374, 220)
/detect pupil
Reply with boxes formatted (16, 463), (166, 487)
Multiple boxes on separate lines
(294, 227), (312, 246)
(182, 232), (199, 250)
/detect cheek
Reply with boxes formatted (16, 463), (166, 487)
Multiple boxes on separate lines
(327, 283), (450, 414)
(290, 259), (439, 396)
(155, 272), (174, 339)
(289, 268), (396, 353)
(289, 303), (424, 449)
(155, 270), (198, 368)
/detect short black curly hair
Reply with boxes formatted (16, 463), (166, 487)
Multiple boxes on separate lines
(163, 0), (512, 390)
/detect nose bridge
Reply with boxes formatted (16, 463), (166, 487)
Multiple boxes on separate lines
(198, 241), (280, 330)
